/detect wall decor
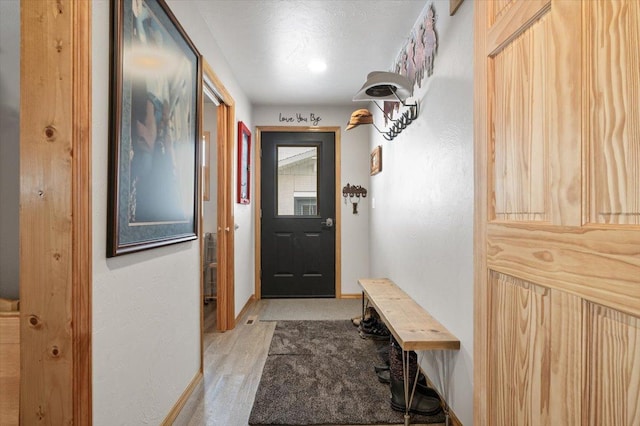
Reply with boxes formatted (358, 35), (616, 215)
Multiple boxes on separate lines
(392, 3), (438, 89)
(342, 183), (368, 214)
(370, 146), (382, 175)
(107, 0), (201, 257)
(384, 3), (438, 124)
(237, 121), (252, 204)
(278, 112), (323, 126)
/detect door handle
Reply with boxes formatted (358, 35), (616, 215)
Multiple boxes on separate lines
(321, 218), (334, 228)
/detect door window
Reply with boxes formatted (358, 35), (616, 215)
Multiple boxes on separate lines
(277, 146), (318, 216)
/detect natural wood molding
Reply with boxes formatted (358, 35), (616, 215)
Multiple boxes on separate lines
(473, 1), (489, 423)
(72, 1), (93, 423)
(202, 58), (235, 333)
(486, 0), (550, 56)
(161, 371), (203, 426)
(225, 106), (236, 330)
(254, 129), (262, 300)
(20, 1), (92, 424)
(339, 293), (362, 299)
(202, 60), (234, 107)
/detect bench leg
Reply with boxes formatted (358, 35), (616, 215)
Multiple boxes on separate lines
(439, 350), (451, 426)
(401, 349), (423, 426)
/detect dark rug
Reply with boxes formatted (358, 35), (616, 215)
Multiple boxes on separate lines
(249, 320), (445, 425)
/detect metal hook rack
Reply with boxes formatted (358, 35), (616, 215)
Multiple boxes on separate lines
(371, 97), (419, 141)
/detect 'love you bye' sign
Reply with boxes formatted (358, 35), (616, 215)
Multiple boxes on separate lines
(278, 112), (322, 126)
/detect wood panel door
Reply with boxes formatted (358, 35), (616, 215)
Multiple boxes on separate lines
(474, 1), (640, 424)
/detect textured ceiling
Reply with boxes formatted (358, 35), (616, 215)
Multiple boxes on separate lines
(191, 0), (428, 106)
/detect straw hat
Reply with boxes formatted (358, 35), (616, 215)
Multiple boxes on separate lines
(346, 109), (374, 130)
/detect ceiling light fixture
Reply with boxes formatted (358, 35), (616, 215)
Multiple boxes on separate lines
(308, 59), (327, 73)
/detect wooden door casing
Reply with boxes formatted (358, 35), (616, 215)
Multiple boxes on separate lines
(475, 1), (640, 424)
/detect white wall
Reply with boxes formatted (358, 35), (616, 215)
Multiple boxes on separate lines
(367, 1), (474, 424)
(91, 0), (250, 423)
(253, 105), (371, 295)
(0, 0), (20, 300)
(167, 1), (255, 318)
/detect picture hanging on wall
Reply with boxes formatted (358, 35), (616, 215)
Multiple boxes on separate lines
(237, 121), (252, 204)
(107, 0), (202, 257)
(450, 0), (464, 16)
(370, 146), (382, 176)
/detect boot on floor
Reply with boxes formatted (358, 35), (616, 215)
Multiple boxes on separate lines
(389, 375), (443, 416)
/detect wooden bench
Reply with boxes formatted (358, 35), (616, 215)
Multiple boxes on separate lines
(358, 278), (460, 425)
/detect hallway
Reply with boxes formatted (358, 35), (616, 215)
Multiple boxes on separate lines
(174, 298), (444, 426)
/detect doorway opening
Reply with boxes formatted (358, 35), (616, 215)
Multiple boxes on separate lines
(200, 60), (235, 343)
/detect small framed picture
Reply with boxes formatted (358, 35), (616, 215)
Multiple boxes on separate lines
(237, 121), (251, 204)
(370, 145), (382, 176)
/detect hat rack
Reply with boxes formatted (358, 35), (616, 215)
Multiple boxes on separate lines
(346, 71), (419, 141)
(371, 98), (419, 140)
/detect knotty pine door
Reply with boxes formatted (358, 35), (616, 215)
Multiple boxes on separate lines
(474, 1), (639, 424)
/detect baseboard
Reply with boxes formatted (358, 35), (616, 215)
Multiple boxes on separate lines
(235, 294), (256, 324)
(161, 370), (203, 426)
(340, 293), (362, 299)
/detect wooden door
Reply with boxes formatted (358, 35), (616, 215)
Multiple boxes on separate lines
(201, 60), (236, 331)
(260, 131), (336, 298)
(474, 0), (640, 424)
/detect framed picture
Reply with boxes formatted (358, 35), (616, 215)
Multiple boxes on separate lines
(370, 145), (382, 175)
(237, 121), (252, 204)
(107, 0), (202, 257)
(450, 0), (464, 15)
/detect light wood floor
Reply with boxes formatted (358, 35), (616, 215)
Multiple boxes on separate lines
(174, 299), (445, 426)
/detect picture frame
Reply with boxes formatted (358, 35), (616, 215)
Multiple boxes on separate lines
(450, 0), (464, 15)
(370, 145), (382, 176)
(237, 121), (252, 204)
(107, 0), (202, 257)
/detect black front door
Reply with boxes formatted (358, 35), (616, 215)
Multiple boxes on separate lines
(261, 131), (336, 298)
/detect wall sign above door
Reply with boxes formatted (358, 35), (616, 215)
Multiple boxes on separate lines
(278, 112), (323, 126)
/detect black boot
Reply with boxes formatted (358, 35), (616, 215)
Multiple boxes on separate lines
(389, 375), (442, 416)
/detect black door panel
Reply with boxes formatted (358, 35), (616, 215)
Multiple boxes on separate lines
(261, 131), (335, 298)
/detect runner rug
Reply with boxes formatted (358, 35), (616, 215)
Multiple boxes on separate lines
(248, 320), (445, 425)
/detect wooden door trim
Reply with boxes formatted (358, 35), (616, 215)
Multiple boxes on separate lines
(473, 0), (490, 423)
(201, 60), (235, 333)
(254, 126), (342, 299)
(20, 1), (92, 423)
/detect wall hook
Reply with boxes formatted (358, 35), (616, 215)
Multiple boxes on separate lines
(342, 183), (367, 214)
